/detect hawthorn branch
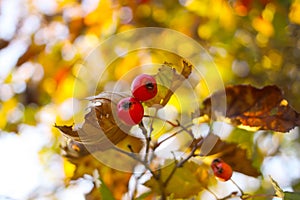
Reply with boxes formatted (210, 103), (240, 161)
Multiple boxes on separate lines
(143, 114), (179, 127)
(163, 139), (204, 187)
(139, 122), (152, 163)
(154, 123), (194, 150)
(112, 146), (159, 180)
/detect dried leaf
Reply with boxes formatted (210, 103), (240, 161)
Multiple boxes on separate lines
(85, 183), (102, 200)
(67, 155), (132, 200)
(144, 160), (210, 198)
(144, 60), (192, 107)
(68, 17), (85, 42)
(270, 176), (284, 198)
(198, 85), (300, 132)
(99, 165), (132, 200)
(0, 39), (9, 50)
(198, 135), (261, 177)
(270, 176), (300, 200)
(56, 92), (143, 154)
(17, 42), (45, 66)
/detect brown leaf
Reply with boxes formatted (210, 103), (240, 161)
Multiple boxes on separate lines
(85, 184), (102, 200)
(0, 39), (9, 50)
(17, 42), (45, 66)
(67, 17), (85, 42)
(197, 136), (261, 177)
(144, 60), (192, 107)
(198, 85), (300, 132)
(66, 155), (132, 200)
(56, 92), (143, 155)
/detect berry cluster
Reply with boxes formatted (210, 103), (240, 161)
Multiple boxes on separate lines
(117, 74), (157, 126)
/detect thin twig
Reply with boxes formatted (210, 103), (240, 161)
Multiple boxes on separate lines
(139, 122), (152, 163)
(230, 179), (244, 196)
(241, 193), (277, 200)
(154, 123), (194, 150)
(205, 188), (220, 200)
(177, 138), (203, 167)
(112, 146), (158, 180)
(143, 114), (179, 127)
(217, 191), (239, 200)
(163, 139), (204, 187)
(176, 119), (194, 138)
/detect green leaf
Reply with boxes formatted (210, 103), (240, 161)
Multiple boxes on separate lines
(293, 181), (300, 192)
(227, 127), (255, 156)
(135, 191), (152, 200)
(226, 127), (264, 171)
(144, 160), (211, 198)
(270, 176), (284, 198)
(284, 192), (300, 200)
(99, 178), (115, 200)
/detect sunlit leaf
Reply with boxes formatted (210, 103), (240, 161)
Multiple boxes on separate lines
(198, 85), (300, 133)
(289, 2), (300, 25)
(270, 176), (284, 198)
(99, 178), (115, 200)
(144, 160), (210, 198)
(226, 127), (255, 156)
(144, 60), (192, 108)
(17, 42), (45, 66)
(66, 154), (132, 200)
(55, 92), (143, 153)
(85, 184), (101, 200)
(269, 176), (300, 199)
(135, 191), (153, 200)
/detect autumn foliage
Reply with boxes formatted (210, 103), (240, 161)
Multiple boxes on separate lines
(57, 61), (300, 199)
(2, 0), (300, 200)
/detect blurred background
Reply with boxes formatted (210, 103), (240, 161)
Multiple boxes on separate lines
(1, 0), (300, 199)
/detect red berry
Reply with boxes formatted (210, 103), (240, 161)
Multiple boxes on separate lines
(131, 74), (157, 101)
(117, 97), (144, 126)
(211, 158), (233, 181)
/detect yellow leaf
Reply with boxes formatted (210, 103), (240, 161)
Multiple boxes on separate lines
(252, 17), (274, 38)
(144, 160), (210, 198)
(289, 2), (300, 25)
(144, 60), (192, 108)
(63, 158), (76, 180)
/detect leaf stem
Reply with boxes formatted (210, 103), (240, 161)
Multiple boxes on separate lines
(205, 188), (220, 200)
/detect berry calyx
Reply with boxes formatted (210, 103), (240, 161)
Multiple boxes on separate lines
(117, 97), (144, 126)
(211, 158), (233, 181)
(131, 74), (157, 102)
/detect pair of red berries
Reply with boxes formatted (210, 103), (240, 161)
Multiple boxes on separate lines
(117, 74), (158, 126)
(211, 158), (233, 182)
